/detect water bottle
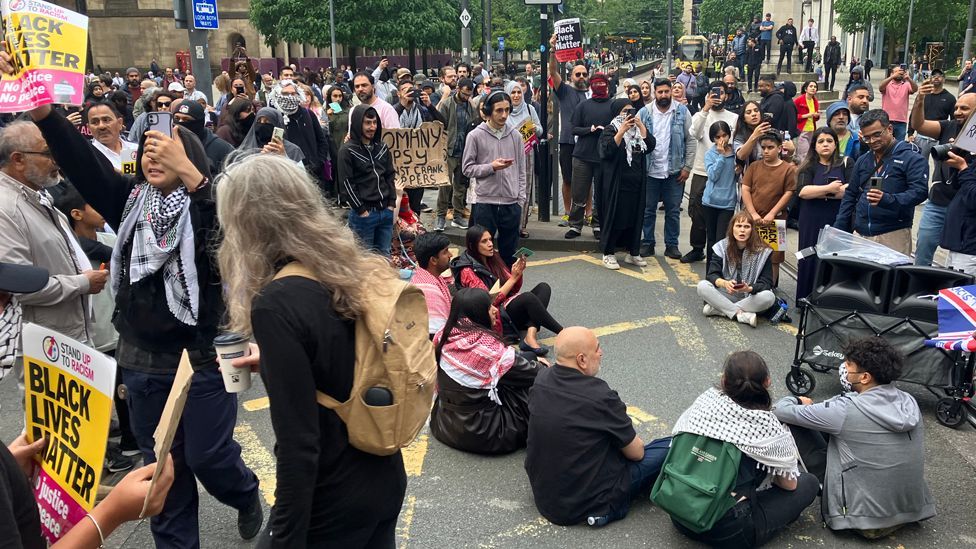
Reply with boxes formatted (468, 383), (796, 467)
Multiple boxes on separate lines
(769, 300), (789, 325)
(587, 515), (610, 528)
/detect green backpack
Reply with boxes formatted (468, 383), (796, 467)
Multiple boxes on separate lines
(650, 433), (742, 533)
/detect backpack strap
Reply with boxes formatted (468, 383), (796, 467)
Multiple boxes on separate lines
(271, 263), (341, 411)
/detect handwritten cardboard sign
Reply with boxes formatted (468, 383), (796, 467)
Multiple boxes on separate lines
(23, 323), (115, 543)
(554, 18), (583, 63)
(0, 0), (88, 112)
(381, 121), (450, 188)
(142, 350), (193, 517)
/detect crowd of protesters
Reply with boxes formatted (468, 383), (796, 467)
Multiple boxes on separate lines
(0, 15), (966, 547)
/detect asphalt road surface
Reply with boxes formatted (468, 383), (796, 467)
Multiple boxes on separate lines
(3, 250), (976, 548)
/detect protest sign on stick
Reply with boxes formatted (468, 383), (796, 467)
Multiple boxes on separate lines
(23, 323), (115, 543)
(0, 0), (89, 112)
(756, 220), (788, 251)
(554, 18), (583, 63)
(381, 121), (450, 188)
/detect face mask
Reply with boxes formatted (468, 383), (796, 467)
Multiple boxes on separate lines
(240, 112), (255, 133)
(838, 362), (854, 392)
(591, 80), (609, 99)
(176, 118), (206, 139)
(254, 122), (275, 146)
(276, 93), (302, 114)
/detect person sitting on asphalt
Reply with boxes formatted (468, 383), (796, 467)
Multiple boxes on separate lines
(773, 337), (936, 539)
(697, 211), (776, 328)
(669, 350), (818, 547)
(429, 288), (547, 455)
(524, 326), (672, 527)
(451, 225), (562, 355)
(411, 233), (454, 336)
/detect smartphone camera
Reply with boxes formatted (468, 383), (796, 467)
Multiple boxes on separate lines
(411, 88), (422, 100)
(762, 112), (774, 123)
(711, 87), (722, 97)
(235, 86), (245, 94)
(148, 113), (158, 126)
(869, 176), (884, 190)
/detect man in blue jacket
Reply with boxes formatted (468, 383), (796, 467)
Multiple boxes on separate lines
(833, 109), (928, 255)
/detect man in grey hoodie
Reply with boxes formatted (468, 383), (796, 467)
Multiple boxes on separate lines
(773, 337), (936, 538)
(462, 90), (526, 266)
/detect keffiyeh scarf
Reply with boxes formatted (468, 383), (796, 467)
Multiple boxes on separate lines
(713, 238), (772, 287)
(399, 103), (422, 129)
(434, 326), (516, 405)
(0, 297), (21, 373)
(610, 115), (648, 166)
(112, 183), (199, 326)
(673, 387), (800, 482)
(269, 79), (305, 125)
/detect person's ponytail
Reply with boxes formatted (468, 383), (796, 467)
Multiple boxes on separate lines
(720, 350), (772, 410)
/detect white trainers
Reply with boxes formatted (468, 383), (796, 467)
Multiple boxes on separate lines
(736, 312), (758, 327)
(602, 255), (620, 270)
(624, 254), (647, 267)
(703, 304), (722, 317)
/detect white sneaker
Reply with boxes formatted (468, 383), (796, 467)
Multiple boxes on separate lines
(736, 312), (758, 327)
(624, 254), (647, 267)
(703, 304), (722, 317)
(602, 255), (620, 270)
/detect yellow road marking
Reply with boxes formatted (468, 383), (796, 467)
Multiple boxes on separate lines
(664, 315), (710, 360)
(627, 406), (657, 424)
(477, 516), (554, 547)
(777, 323), (799, 336)
(538, 315), (681, 345)
(526, 253), (590, 268)
(396, 495), (417, 549)
(667, 259), (702, 287)
(242, 397), (269, 412)
(708, 317), (751, 350)
(235, 423), (277, 505)
(575, 254), (668, 282)
(402, 434), (429, 477)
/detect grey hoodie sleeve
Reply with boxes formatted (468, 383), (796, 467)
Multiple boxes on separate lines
(773, 395), (852, 436)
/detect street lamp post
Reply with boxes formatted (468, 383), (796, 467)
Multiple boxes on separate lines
(666, 0), (673, 71)
(963, 0), (975, 65)
(329, 0), (337, 68)
(904, 0), (915, 65)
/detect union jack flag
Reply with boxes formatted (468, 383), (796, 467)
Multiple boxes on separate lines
(925, 285), (976, 351)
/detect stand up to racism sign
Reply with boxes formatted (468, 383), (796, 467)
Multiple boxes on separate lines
(23, 323), (115, 543)
(0, 0), (88, 112)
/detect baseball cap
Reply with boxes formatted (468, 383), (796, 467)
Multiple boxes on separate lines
(0, 262), (48, 294)
(396, 67), (412, 81)
(931, 68), (944, 76)
(168, 82), (186, 92)
(176, 100), (205, 121)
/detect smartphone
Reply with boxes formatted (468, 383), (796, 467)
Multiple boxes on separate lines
(329, 101), (342, 113)
(711, 86), (722, 97)
(625, 111), (636, 120)
(731, 282), (747, 290)
(234, 85), (245, 95)
(514, 247), (534, 258)
(899, 63), (908, 70)
(146, 111), (172, 138)
(272, 126), (285, 143)
(869, 176), (883, 190)
(762, 112), (774, 123)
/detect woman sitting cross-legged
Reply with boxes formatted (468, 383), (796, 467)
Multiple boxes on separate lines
(697, 211), (776, 327)
(429, 288), (547, 455)
(451, 225), (563, 355)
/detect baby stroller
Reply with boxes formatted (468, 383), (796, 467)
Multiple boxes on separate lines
(785, 254), (976, 428)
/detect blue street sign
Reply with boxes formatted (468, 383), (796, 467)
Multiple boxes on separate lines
(192, 0), (219, 30)
(499, 36), (505, 51)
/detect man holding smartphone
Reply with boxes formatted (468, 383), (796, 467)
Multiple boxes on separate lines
(833, 109), (927, 255)
(880, 64), (918, 141)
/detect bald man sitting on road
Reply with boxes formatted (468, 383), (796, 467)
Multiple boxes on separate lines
(524, 327), (672, 527)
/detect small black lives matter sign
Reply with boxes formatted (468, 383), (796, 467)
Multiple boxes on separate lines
(554, 18), (583, 63)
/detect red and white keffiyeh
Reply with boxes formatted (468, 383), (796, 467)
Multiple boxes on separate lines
(434, 326), (516, 405)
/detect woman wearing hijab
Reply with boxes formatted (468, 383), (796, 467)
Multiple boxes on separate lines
(505, 80), (542, 239)
(597, 98), (655, 270)
(324, 85), (351, 183)
(83, 80), (104, 108)
(24, 101), (263, 547)
(216, 97), (255, 148)
(626, 84), (643, 110)
(238, 106), (306, 164)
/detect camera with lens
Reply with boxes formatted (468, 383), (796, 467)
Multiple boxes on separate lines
(930, 143), (969, 162)
(411, 88), (422, 100)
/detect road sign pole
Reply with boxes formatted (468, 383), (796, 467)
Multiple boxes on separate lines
(185, 0), (215, 103)
(460, 0), (472, 63)
(538, 5), (551, 222)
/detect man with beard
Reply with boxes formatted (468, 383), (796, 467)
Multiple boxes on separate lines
(823, 36), (842, 91)
(759, 14), (775, 63)
(565, 73), (614, 240)
(271, 80), (333, 193)
(775, 18), (798, 75)
(880, 65), (917, 141)
(550, 33), (593, 225)
(352, 71), (400, 130)
(638, 79), (696, 258)
(256, 72), (275, 106)
(456, 62), (471, 81)
(433, 65), (457, 107)
(846, 82), (872, 130)
(723, 73), (745, 113)
(909, 83), (974, 266)
(122, 67), (143, 106)
(435, 78), (478, 231)
(683, 81), (739, 263)
(0, 121), (107, 346)
(825, 102), (862, 160)
(758, 74), (791, 133)
(173, 101), (234, 176)
(86, 102), (138, 173)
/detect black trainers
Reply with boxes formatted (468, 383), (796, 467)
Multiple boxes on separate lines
(105, 446), (135, 473)
(639, 244), (655, 257)
(680, 248), (706, 263)
(564, 228), (581, 239)
(238, 490), (264, 540)
(664, 246), (682, 260)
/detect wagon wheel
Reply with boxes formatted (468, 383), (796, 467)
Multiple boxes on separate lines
(935, 397), (968, 429)
(785, 369), (816, 396)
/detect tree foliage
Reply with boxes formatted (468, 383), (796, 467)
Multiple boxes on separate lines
(696, 0), (762, 36)
(834, 0), (968, 62)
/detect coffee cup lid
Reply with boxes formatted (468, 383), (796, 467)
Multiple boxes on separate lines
(214, 332), (247, 346)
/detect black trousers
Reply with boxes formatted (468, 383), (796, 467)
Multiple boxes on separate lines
(688, 174), (708, 251)
(746, 64), (761, 90)
(506, 283), (563, 335)
(824, 64), (838, 90)
(777, 46), (794, 74)
(405, 187), (425, 213)
(703, 205), (735, 266)
(802, 41), (816, 72)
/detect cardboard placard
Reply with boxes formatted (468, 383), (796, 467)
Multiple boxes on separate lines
(381, 121), (450, 188)
(0, 0), (88, 112)
(952, 109), (976, 153)
(554, 18), (583, 63)
(23, 323), (115, 543)
(141, 350), (193, 518)
(756, 219), (787, 251)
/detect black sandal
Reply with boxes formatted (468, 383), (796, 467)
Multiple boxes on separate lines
(520, 230), (530, 238)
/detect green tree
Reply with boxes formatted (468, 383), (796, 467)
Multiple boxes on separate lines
(696, 0), (761, 36)
(834, 0), (968, 64)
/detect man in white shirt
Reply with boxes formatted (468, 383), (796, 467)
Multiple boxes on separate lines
(352, 72), (400, 130)
(87, 102), (139, 174)
(182, 74), (207, 103)
(800, 19), (820, 73)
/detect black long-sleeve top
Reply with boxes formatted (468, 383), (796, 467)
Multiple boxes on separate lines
(705, 242), (774, 294)
(35, 110), (222, 360)
(570, 98), (615, 163)
(251, 277), (406, 546)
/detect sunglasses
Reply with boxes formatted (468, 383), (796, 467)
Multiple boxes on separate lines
(157, 101), (172, 107)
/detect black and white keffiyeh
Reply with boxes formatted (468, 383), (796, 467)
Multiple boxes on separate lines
(0, 297), (21, 373)
(610, 115), (648, 166)
(673, 387), (799, 481)
(112, 183), (199, 326)
(713, 239), (772, 287)
(399, 103), (423, 129)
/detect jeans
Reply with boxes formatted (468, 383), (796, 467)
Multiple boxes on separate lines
(643, 173), (684, 247)
(569, 158), (602, 230)
(472, 202), (522, 266)
(735, 56), (745, 79)
(914, 201), (946, 267)
(120, 345), (258, 549)
(697, 280), (776, 318)
(606, 437), (673, 523)
(348, 207), (394, 257)
(891, 121), (908, 141)
(688, 173), (707, 250)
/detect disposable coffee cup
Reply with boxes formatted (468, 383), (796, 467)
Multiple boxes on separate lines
(214, 333), (252, 393)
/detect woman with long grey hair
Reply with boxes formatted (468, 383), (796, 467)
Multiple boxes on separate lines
(216, 154), (406, 547)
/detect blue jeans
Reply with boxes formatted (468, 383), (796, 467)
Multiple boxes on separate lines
(472, 202), (522, 266)
(607, 436), (673, 522)
(348, 207), (394, 257)
(119, 345), (258, 549)
(891, 121), (908, 141)
(915, 201), (946, 266)
(643, 174), (684, 247)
